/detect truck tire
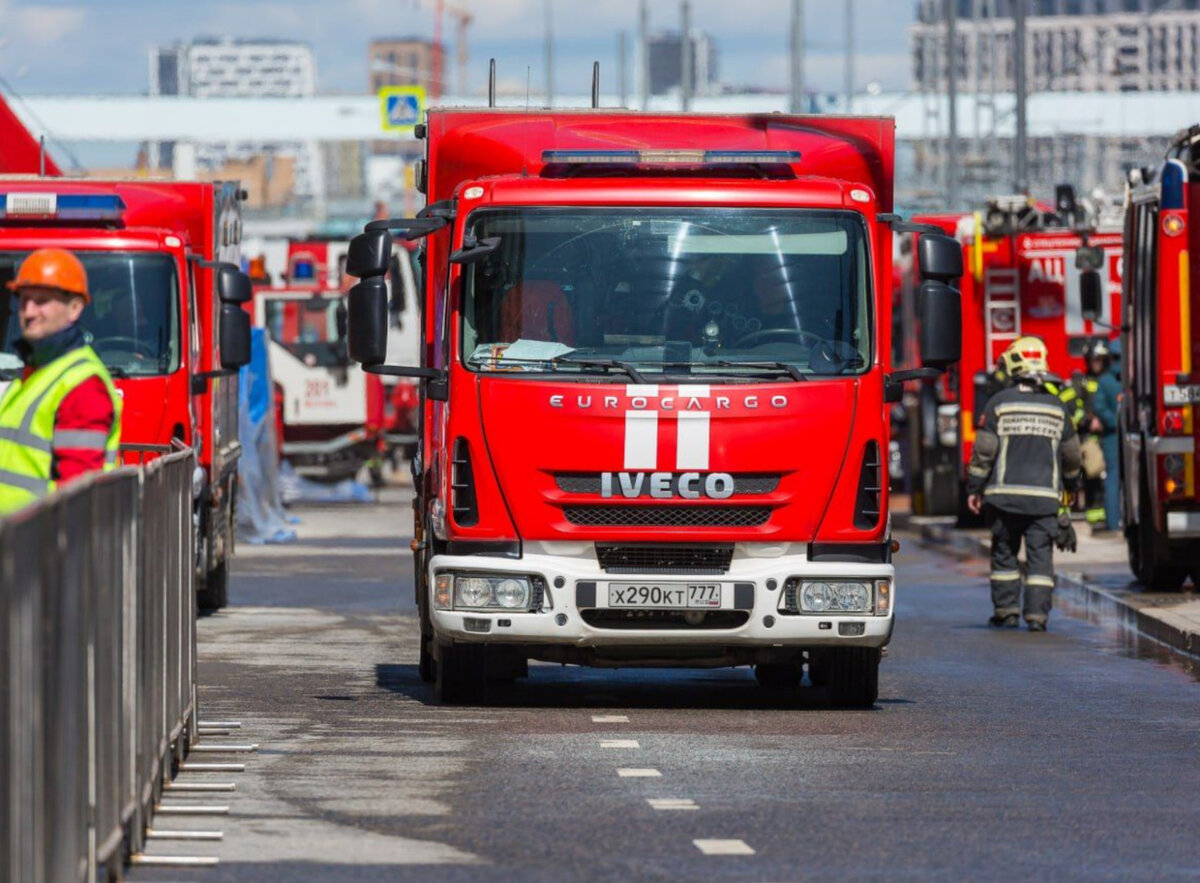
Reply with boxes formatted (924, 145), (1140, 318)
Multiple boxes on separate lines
(1131, 478), (1188, 591)
(754, 662), (801, 690)
(419, 635), (437, 683)
(197, 560), (228, 612)
(811, 647), (880, 709)
(435, 643), (488, 705)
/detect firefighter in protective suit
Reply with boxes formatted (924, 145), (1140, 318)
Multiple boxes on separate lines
(966, 336), (1082, 631)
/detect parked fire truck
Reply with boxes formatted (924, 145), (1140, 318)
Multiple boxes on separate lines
(1116, 128), (1200, 589)
(896, 193), (1122, 517)
(0, 178), (253, 609)
(341, 108), (962, 706)
(271, 237), (421, 475)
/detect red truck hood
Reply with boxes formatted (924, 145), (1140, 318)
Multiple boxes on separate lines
(477, 377), (858, 542)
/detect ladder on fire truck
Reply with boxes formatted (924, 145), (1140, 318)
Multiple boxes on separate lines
(983, 266), (1020, 366)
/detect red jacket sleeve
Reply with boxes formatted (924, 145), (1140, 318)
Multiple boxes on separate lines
(53, 376), (116, 484)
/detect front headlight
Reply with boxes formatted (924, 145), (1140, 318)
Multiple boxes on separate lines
(440, 572), (539, 611)
(785, 579), (876, 614)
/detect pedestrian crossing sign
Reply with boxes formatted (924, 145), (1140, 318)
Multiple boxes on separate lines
(380, 86), (425, 132)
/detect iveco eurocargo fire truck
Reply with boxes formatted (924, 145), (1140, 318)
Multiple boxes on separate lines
(1117, 128), (1200, 589)
(0, 178), (253, 609)
(344, 109), (962, 706)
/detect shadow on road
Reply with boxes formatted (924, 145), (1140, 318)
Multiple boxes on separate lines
(374, 662), (901, 711)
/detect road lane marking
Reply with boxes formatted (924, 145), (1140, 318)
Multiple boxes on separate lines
(600, 739), (639, 748)
(617, 768), (661, 777)
(592, 715), (629, 723)
(694, 839), (755, 855)
(648, 798), (698, 811)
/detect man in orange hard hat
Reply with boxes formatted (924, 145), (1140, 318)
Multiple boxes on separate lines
(0, 248), (122, 515)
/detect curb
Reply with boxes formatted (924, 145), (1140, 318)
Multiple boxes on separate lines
(895, 513), (1200, 661)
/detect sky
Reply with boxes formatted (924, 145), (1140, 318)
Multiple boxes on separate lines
(0, 0), (915, 98)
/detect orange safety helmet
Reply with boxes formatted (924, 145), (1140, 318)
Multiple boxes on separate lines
(7, 248), (90, 303)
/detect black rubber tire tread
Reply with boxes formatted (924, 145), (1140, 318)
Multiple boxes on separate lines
(436, 643), (488, 705)
(754, 663), (801, 690)
(197, 561), (228, 612)
(418, 635), (437, 683)
(821, 647), (880, 709)
(1134, 478), (1189, 591)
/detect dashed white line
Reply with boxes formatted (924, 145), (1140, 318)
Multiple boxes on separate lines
(617, 768), (662, 778)
(592, 714), (629, 723)
(648, 798), (698, 811)
(600, 739), (640, 749)
(694, 839), (755, 855)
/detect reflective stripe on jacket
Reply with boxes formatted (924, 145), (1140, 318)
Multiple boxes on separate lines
(965, 382), (1082, 516)
(0, 345), (121, 515)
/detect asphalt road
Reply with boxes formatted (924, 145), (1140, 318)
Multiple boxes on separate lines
(130, 484), (1200, 881)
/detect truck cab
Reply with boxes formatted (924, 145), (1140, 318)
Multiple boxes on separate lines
(345, 110), (961, 706)
(0, 179), (252, 608)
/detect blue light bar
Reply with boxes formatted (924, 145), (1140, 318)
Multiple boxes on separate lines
(0, 192), (125, 222)
(542, 149), (801, 165)
(1161, 158), (1187, 210)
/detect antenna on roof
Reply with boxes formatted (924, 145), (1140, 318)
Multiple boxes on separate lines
(591, 61), (600, 108)
(488, 58), (497, 108)
(38, 135), (45, 177)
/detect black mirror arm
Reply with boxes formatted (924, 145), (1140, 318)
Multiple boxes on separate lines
(364, 216), (448, 240)
(363, 364), (448, 401)
(889, 367), (944, 384)
(878, 214), (947, 236)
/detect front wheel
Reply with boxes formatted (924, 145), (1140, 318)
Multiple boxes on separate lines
(810, 647), (880, 709)
(435, 643), (488, 705)
(197, 560), (228, 612)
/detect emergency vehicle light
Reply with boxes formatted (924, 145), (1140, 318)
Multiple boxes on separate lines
(541, 149), (801, 166)
(0, 192), (125, 221)
(1161, 159), (1187, 210)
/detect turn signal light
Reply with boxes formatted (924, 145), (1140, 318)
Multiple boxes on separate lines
(1162, 410), (1185, 435)
(1165, 477), (1181, 496)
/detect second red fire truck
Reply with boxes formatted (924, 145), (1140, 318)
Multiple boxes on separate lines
(1115, 128), (1200, 589)
(341, 107), (964, 707)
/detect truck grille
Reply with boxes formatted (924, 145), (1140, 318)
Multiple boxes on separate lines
(563, 505), (770, 528)
(555, 473), (780, 495)
(595, 543), (735, 574)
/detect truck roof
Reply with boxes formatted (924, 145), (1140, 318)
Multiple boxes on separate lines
(424, 110), (895, 212)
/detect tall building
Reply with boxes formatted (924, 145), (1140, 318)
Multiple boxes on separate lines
(148, 38), (321, 204)
(912, 0), (1200, 94)
(647, 31), (719, 96)
(368, 38), (442, 95)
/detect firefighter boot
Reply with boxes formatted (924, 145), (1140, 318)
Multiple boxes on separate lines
(988, 612), (1020, 628)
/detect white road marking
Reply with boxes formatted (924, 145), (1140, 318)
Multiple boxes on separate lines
(617, 768), (661, 778)
(694, 839), (755, 855)
(648, 798), (698, 811)
(600, 739), (639, 749)
(592, 715), (629, 723)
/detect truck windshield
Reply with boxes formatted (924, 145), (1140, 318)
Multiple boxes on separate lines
(262, 296), (347, 368)
(0, 251), (180, 378)
(461, 208), (871, 379)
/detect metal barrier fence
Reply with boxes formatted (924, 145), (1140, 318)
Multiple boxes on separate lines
(1, 449), (198, 882)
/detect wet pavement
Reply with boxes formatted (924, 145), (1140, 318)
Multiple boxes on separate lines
(129, 486), (1200, 881)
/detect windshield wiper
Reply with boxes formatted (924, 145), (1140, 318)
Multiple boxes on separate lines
(715, 360), (807, 381)
(553, 356), (647, 384)
(467, 354), (647, 384)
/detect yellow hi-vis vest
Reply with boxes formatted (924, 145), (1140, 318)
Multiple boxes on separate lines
(0, 345), (121, 516)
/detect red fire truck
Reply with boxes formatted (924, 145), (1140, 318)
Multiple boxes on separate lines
(1115, 128), (1200, 589)
(897, 195), (1122, 517)
(0, 178), (252, 609)
(341, 108), (963, 707)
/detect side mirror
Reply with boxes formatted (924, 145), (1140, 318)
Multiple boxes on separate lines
(917, 234), (964, 283)
(218, 303), (251, 369)
(918, 280), (962, 370)
(1075, 244), (1104, 271)
(217, 264), (251, 304)
(347, 276), (389, 366)
(449, 236), (501, 265)
(347, 229), (393, 279)
(1080, 269), (1103, 321)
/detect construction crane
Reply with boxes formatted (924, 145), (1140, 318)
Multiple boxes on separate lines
(432, 0), (473, 99)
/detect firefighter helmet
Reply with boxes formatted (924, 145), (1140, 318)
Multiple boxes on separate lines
(7, 248), (90, 303)
(1085, 339), (1111, 361)
(1000, 336), (1050, 379)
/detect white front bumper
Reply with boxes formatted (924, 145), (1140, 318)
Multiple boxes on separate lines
(428, 543), (894, 650)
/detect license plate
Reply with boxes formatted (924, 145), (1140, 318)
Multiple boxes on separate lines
(607, 583), (722, 609)
(1164, 384), (1200, 405)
